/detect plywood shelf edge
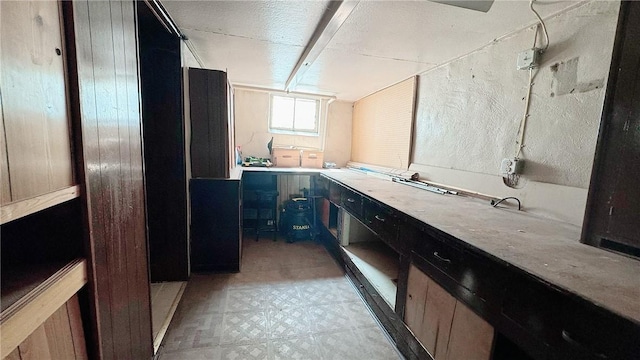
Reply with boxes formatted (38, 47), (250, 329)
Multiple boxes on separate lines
(0, 185), (81, 225)
(0, 258), (88, 357)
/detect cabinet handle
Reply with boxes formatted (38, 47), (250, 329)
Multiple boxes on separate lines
(347, 198), (356, 203)
(374, 214), (386, 222)
(433, 251), (451, 263)
(561, 330), (608, 359)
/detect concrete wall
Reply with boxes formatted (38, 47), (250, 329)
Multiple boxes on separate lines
(234, 88), (353, 167)
(409, 1), (619, 226)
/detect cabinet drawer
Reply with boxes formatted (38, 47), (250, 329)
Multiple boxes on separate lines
(364, 200), (401, 253)
(551, 297), (640, 360)
(412, 228), (464, 283)
(329, 182), (341, 204)
(501, 276), (564, 349)
(341, 188), (363, 219)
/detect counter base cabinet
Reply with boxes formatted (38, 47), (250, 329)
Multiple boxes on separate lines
(405, 264), (494, 360)
(190, 179), (242, 272)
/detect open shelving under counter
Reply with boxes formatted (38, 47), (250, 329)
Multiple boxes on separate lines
(319, 168), (640, 360)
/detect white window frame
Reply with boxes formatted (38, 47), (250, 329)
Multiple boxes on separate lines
(269, 94), (321, 136)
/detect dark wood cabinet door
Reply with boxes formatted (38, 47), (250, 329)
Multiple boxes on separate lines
(190, 179), (241, 272)
(138, 2), (189, 282)
(582, 1), (640, 258)
(189, 68), (230, 179)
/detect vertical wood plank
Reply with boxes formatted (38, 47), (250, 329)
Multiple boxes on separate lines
(123, 1), (153, 354)
(0, 1), (73, 201)
(68, 1), (114, 358)
(43, 303), (75, 359)
(17, 325), (52, 360)
(66, 295), (88, 360)
(404, 264), (429, 342)
(445, 301), (494, 360)
(421, 278), (456, 360)
(70, 0), (152, 358)
(3, 347), (22, 360)
(0, 102), (11, 204)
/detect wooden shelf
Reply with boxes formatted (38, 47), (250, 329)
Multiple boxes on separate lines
(343, 241), (399, 308)
(1, 185), (80, 225)
(0, 258), (87, 356)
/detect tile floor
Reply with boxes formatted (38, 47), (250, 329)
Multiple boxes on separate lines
(157, 237), (403, 360)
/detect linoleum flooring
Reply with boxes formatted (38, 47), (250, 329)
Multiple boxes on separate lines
(157, 237), (402, 360)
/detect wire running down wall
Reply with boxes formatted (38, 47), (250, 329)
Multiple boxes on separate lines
(351, 77), (416, 170)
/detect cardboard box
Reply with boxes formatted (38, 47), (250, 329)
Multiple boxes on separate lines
(301, 150), (324, 168)
(272, 148), (300, 167)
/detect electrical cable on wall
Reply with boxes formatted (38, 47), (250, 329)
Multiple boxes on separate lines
(504, 2), (551, 190)
(529, 0), (550, 52)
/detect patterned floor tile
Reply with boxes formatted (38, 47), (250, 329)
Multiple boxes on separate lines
(159, 346), (220, 360)
(219, 342), (269, 360)
(159, 238), (402, 360)
(271, 335), (322, 360)
(221, 311), (268, 344)
(316, 329), (370, 360)
(226, 288), (266, 312)
(268, 306), (310, 339)
(307, 303), (353, 333)
(344, 300), (379, 328)
(298, 279), (360, 305)
(162, 313), (223, 352)
(264, 285), (305, 309)
(359, 326), (402, 359)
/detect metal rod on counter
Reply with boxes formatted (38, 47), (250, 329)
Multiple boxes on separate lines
(391, 177), (457, 195)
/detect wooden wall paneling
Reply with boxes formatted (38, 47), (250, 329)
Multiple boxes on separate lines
(0, 1), (73, 201)
(445, 301), (495, 360)
(123, 1), (154, 354)
(17, 325), (51, 360)
(351, 77), (416, 170)
(42, 303), (75, 359)
(137, 2), (188, 282)
(0, 100), (11, 204)
(3, 348), (22, 360)
(70, 0), (152, 358)
(66, 295), (88, 360)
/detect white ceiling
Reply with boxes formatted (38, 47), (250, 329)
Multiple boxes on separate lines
(162, 0), (578, 101)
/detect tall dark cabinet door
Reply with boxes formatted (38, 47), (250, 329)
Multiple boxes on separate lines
(189, 68), (230, 179)
(582, 1), (640, 258)
(138, 3), (189, 281)
(190, 179), (241, 272)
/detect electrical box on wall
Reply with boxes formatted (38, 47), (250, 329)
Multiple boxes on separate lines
(517, 48), (541, 70)
(500, 158), (523, 175)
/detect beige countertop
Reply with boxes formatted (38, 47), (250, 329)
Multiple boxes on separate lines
(322, 169), (640, 324)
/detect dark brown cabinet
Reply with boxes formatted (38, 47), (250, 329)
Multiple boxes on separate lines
(190, 179), (242, 272)
(188, 68), (233, 179)
(582, 1), (640, 258)
(321, 173), (640, 360)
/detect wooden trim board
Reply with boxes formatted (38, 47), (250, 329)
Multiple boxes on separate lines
(0, 258), (87, 356)
(152, 282), (187, 354)
(0, 185), (80, 225)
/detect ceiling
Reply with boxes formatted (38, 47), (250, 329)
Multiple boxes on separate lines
(162, 0), (577, 101)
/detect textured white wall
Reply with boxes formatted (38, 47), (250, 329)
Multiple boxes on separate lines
(413, 1), (619, 189)
(234, 89), (353, 166)
(408, 1), (619, 226)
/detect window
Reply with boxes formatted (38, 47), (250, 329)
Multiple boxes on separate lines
(269, 95), (320, 135)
